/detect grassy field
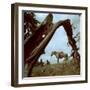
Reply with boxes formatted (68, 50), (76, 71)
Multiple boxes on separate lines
(30, 60), (80, 77)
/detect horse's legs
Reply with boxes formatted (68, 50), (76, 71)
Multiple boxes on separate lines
(57, 57), (59, 63)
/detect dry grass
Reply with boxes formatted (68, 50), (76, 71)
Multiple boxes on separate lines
(30, 59), (80, 77)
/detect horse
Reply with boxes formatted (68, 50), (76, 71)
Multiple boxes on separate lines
(51, 51), (68, 63)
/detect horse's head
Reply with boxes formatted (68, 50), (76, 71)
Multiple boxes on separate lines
(51, 51), (56, 56)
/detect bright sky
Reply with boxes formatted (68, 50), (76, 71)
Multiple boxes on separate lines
(35, 12), (80, 64)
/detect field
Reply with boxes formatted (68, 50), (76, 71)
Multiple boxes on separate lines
(28, 59), (80, 77)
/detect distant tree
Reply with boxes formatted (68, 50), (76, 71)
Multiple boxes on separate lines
(46, 60), (50, 65)
(40, 59), (44, 66)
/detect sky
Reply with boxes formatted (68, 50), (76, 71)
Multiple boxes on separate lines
(34, 12), (80, 64)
